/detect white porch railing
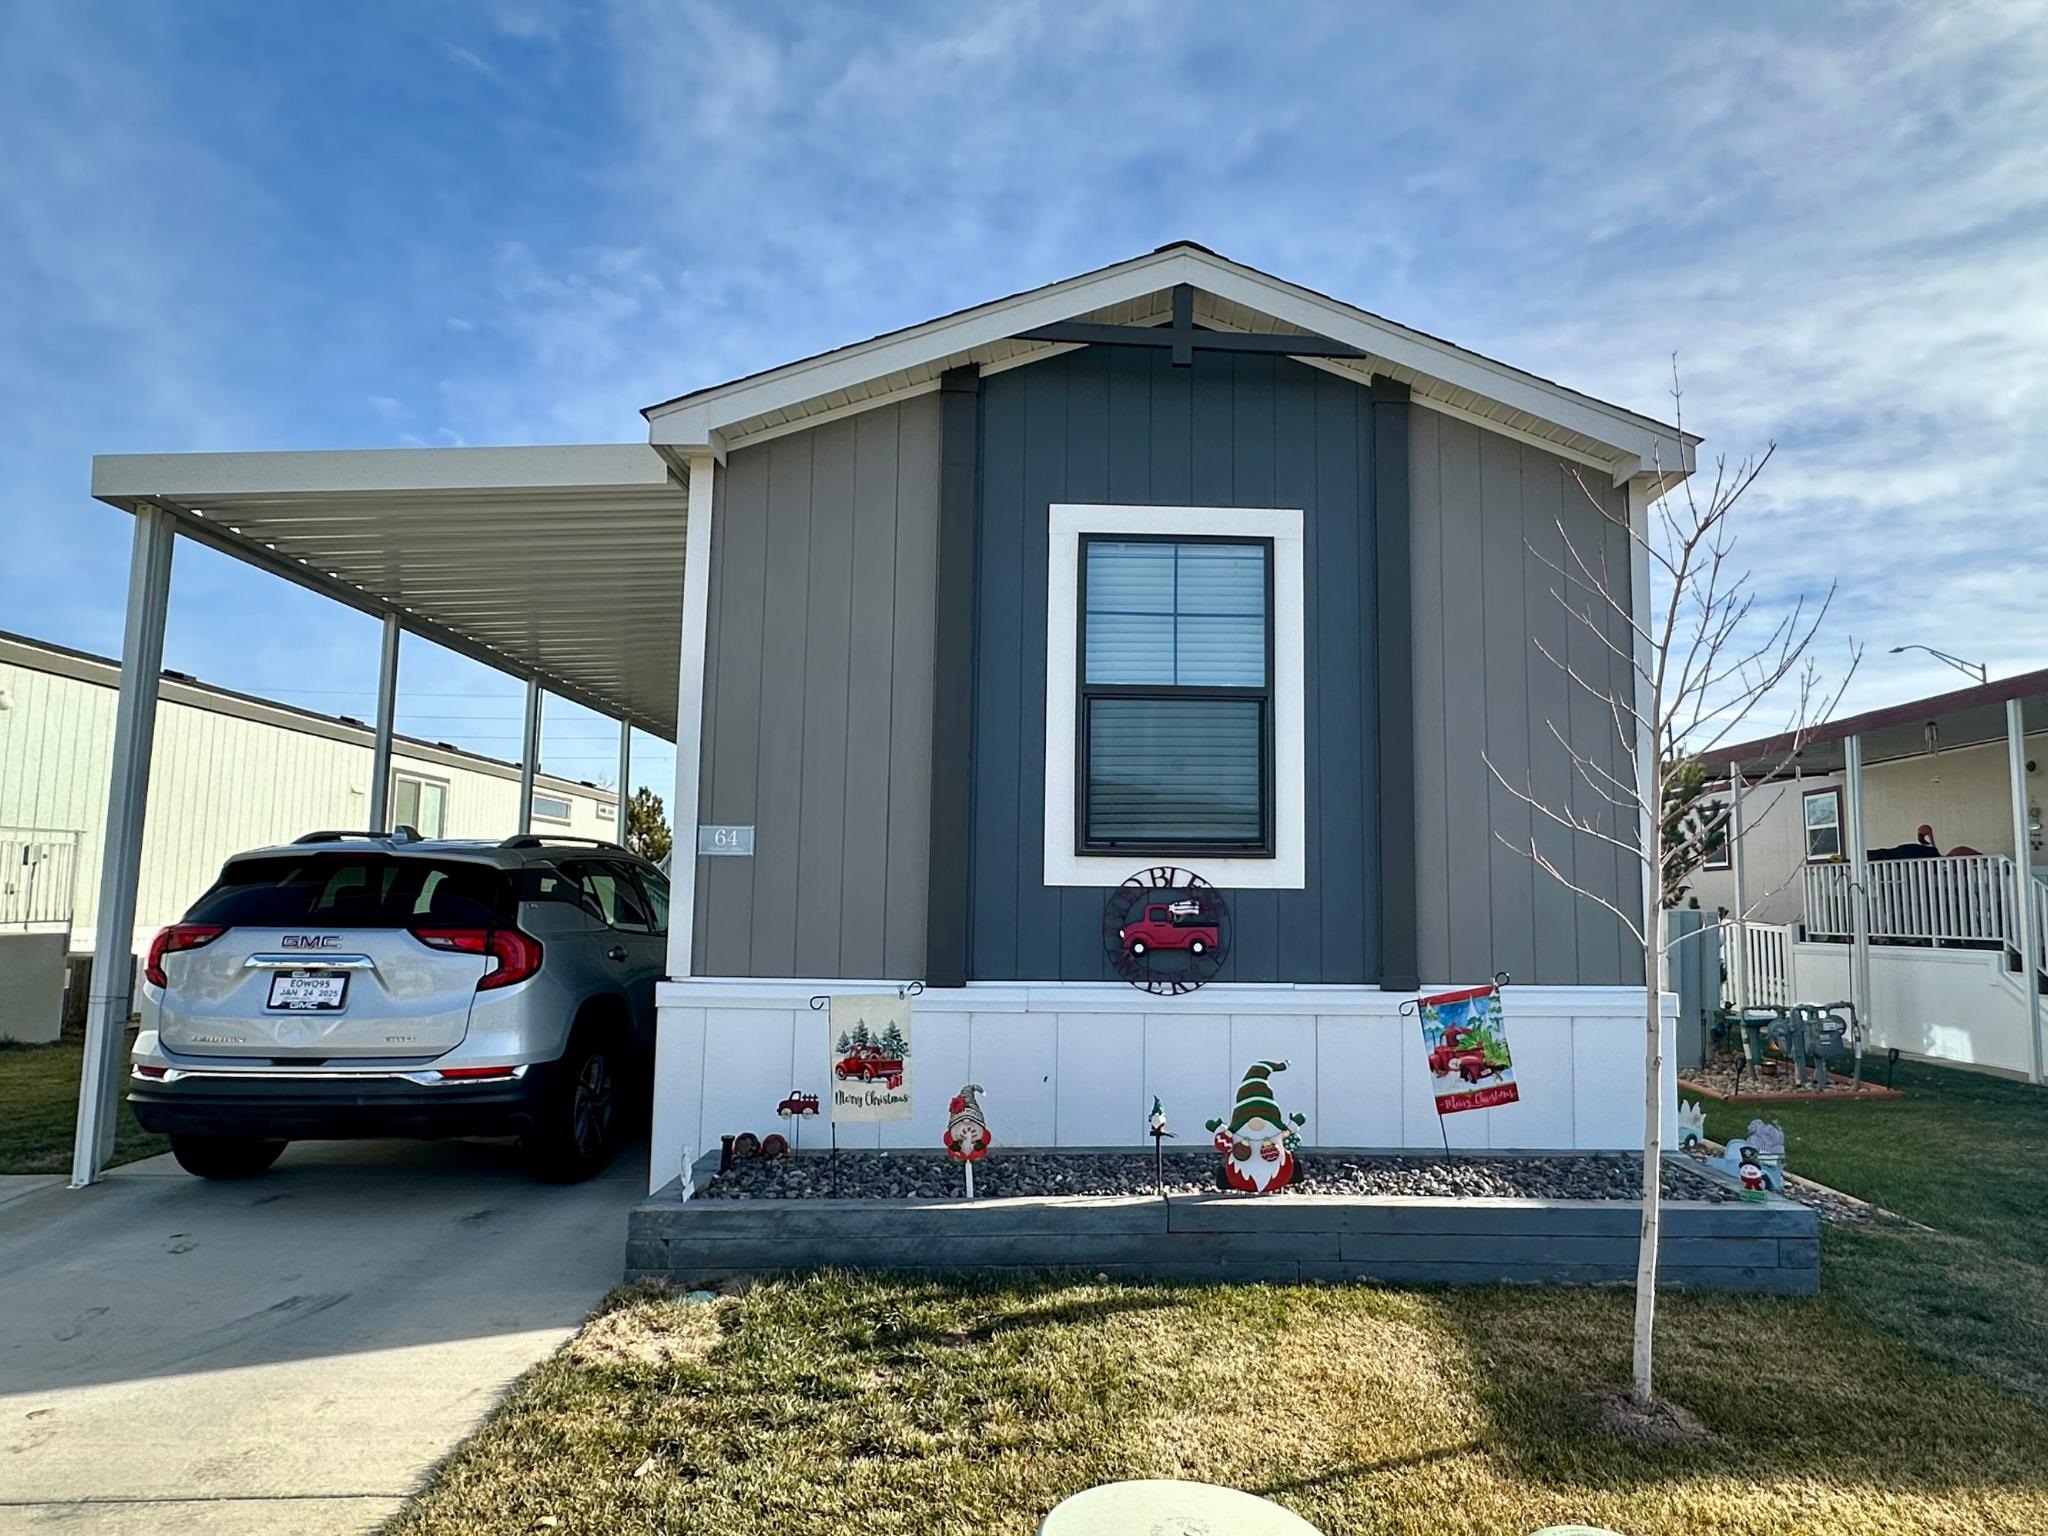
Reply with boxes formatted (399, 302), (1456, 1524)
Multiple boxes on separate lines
(1803, 855), (2017, 947)
(1723, 921), (1794, 1009)
(0, 827), (79, 930)
(2036, 874), (2048, 983)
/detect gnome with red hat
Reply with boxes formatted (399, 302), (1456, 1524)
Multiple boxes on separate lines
(1207, 1059), (1307, 1194)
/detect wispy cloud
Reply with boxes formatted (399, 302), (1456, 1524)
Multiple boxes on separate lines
(2, 0), (2042, 764)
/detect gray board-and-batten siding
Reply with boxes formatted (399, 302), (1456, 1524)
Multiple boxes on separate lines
(1409, 406), (1638, 988)
(964, 347), (1383, 985)
(689, 355), (1639, 987)
(691, 396), (942, 984)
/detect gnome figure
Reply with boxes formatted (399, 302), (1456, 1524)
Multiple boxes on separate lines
(1206, 1060), (1308, 1194)
(944, 1083), (993, 1161)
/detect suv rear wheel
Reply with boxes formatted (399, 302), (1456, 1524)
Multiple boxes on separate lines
(170, 1134), (288, 1179)
(527, 1025), (622, 1183)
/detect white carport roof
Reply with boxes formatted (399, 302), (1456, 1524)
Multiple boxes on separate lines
(90, 444), (689, 737)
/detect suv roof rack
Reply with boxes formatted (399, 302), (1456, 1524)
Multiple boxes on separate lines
(498, 834), (629, 853)
(293, 826), (423, 845)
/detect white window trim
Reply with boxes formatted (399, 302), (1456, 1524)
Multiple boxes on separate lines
(390, 769), (450, 839)
(1044, 503), (1306, 889)
(531, 791), (575, 824)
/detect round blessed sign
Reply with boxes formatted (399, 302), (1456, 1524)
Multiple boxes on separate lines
(1101, 866), (1231, 995)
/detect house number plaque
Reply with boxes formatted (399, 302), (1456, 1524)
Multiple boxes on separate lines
(697, 824), (756, 856)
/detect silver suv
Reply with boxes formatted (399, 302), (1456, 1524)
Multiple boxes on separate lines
(128, 830), (669, 1182)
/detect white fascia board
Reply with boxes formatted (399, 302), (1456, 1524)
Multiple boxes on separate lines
(1185, 263), (1694, 478)
(91, 444), (676, 503)
(649, 247), (1693, 479)
(646, 250), (1202, 447)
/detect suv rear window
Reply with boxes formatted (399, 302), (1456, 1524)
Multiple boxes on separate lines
(185, 856), (513, 928)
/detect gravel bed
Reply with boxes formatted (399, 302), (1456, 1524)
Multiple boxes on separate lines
(700, 1150), (1746, 1204)
(1680, 1065), (1893, 1098)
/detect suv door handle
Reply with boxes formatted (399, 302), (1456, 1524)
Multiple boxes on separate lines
(606, 946), (628, 962)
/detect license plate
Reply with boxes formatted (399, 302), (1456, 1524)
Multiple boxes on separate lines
(266, 970), (348, 1011)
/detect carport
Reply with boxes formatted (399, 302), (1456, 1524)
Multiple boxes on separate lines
(73, 444), (718, 1186)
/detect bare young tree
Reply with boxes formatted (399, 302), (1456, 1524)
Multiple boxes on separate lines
(1488, 365), (1858, 1407)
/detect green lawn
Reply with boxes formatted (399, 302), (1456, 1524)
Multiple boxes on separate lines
(1702, 1058), (2048, 1405)
(389, 1058), (2048, 1536)
(0, 1037), (168, 1175)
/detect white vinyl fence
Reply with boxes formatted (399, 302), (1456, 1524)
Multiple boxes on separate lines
(1737, 921), (1794, 1007)
(1718, 919), (1793, 1009)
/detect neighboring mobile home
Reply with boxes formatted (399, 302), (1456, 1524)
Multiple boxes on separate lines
(0, 629), (618, 961)
(1693, 669), (2048, 1081)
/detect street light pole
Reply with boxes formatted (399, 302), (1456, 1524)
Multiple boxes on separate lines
(1888, 644), (1988, 684)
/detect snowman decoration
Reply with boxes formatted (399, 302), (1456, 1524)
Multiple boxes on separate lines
(1206, 1060), (1307, 1194)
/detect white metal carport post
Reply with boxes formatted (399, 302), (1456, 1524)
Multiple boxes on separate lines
(517, 676), (542, 834)
(1844, 734), (1874, 1044)
(72, 506), (176, 1187)
(616, 722), (631, 846)
(2006, 699), (2044, 1083)
(1727, 766), (1748, 1014)
(666, 452), (717, 980)
(367, 613), (401, 831)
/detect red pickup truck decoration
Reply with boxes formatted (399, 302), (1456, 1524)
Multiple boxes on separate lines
(1120, 898), (1219, 958)
(833, 1044), (904, 1089)
(1416, 983), (1519, 1114)
(1101, 867), (1231, 994)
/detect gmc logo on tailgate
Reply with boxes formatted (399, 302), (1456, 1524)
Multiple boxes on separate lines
(282, 935), (341, 950)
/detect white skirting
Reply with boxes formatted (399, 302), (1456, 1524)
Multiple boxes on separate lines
(1791, 940), (2037, 1077)
(649, 979), (1678, 1195)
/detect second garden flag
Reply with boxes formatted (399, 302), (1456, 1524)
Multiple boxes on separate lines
(1416, 983), (1519, 1114)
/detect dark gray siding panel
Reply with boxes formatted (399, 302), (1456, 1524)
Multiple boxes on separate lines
(692, 396), (942, 979)
(968, 347), (1380, 984)
(1410, 409), (1639, 986)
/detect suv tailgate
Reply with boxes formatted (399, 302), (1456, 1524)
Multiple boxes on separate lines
(155, 853), (506, 1059)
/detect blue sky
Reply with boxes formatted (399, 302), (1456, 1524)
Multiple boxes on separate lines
(4, 0), (2044, 802)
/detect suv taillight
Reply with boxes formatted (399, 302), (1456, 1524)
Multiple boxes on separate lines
(410, 927), (543, 991)
(145, 924), (226, 988)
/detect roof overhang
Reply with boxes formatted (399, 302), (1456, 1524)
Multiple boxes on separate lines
(89, 444), (689, 738)
(1716, 668), (2048, 779)
(644, 243), (1699, 487)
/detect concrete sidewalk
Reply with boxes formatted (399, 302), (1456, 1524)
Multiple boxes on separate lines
(0, 1139), (643, 1534)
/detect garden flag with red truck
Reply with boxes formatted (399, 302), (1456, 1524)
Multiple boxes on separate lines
(1417, 983), (1519, 1113)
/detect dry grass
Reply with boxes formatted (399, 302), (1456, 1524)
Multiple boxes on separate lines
(388, 1272), (2048, 1536)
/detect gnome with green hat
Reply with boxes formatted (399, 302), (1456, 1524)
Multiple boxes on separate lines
(1207, 1059), (1308, 1193)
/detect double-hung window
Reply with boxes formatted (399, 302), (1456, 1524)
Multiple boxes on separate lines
(1077, 536), (1273, 854)
(1803, 787), (1843, 862)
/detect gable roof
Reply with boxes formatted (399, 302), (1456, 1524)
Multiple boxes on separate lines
(644, 242), (1697, 485)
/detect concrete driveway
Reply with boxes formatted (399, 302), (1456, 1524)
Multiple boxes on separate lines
(0, 1138), (645, 1534)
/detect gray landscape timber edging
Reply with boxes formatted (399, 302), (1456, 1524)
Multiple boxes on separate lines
(625, 1153), (1820, 1296)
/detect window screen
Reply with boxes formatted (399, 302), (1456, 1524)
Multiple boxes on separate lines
(1079, 537), (1271, 851)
